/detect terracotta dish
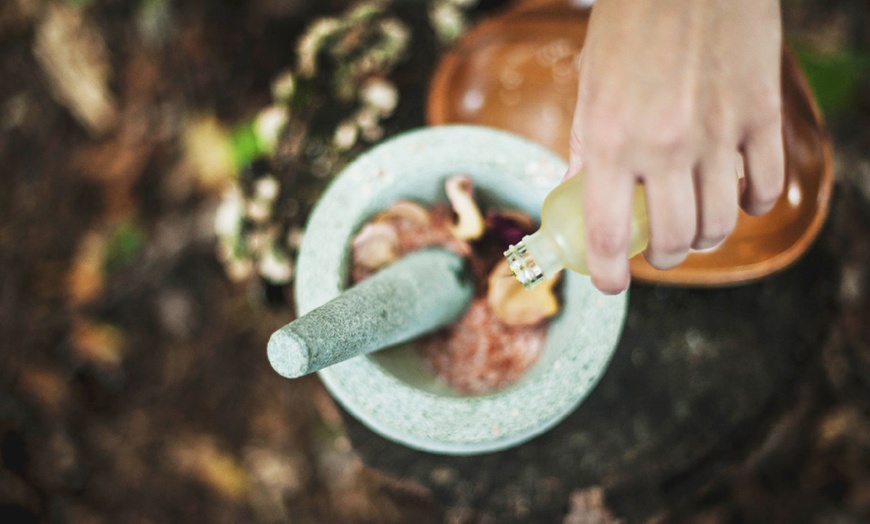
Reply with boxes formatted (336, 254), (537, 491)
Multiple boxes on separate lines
(427, 0), (834, 286)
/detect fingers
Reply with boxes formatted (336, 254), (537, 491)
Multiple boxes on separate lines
(691, 151), (739, 250)
(740, 120), (785, 216)
(642, 171), (697, 269)
(582, 164), (636, 295)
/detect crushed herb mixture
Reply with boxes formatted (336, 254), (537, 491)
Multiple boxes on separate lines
(350, 175), (561, 394)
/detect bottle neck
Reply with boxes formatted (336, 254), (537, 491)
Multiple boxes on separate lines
(504, 229), (564, 289)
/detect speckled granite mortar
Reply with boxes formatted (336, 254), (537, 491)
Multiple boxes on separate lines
(293, 125), (628, 455)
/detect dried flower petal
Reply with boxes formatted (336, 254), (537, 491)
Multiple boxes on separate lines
(487, 259), (560, 326)
(445, 175), (485, 241)
(486, 210), (536, 245)
(372, 200), (430, 226)
(351, 222), (400, 270)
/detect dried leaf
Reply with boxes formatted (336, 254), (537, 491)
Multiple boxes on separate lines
(817, 406), (870, 449)
(70, 316), (126, 366)
(67, 231), (107, 306)
(73, 135), (152, 221)
(487, 259), (560, 326)
(244, 447), (304, 503)
(34, 4), (118, 136)
(171, 436), (250, 500)
(17, 365), (69, 414)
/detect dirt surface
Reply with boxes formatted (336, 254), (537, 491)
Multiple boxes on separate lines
(1, 0), (869, 522)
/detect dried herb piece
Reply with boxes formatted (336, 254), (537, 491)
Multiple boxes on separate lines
(487, 259), (561, 327)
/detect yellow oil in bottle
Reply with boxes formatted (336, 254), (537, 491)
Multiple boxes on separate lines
(504, 173), (649, 288)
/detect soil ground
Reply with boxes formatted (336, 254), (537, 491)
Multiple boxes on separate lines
(1, 0), (869, 522)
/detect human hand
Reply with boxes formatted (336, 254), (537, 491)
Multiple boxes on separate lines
(569, 0), (785, 294)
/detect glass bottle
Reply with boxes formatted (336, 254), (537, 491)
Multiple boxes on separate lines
(504, 173), (649, 289)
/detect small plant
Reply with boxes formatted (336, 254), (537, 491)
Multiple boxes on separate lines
(214, 0), (479, 293)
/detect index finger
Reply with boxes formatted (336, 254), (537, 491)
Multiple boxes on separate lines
(582, 158), (637, 294)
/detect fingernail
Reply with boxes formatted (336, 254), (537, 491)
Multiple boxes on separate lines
(692, 237), (725, 252)
(644, 250), (689, 271)
(590, 260), (630, 295)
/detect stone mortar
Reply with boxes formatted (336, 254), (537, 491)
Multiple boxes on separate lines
(293, 125), (628, 455)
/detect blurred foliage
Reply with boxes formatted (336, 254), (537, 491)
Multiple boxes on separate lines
(794, 44), (870, 118)
(231, 122), (264, 172)
(103, 221), (146, 274)
(136, 0), (172, 47)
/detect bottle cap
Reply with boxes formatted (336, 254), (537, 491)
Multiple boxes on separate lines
(504, 240), (544, 289)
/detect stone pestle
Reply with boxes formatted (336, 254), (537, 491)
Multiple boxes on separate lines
(267, 248), (474, 379)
